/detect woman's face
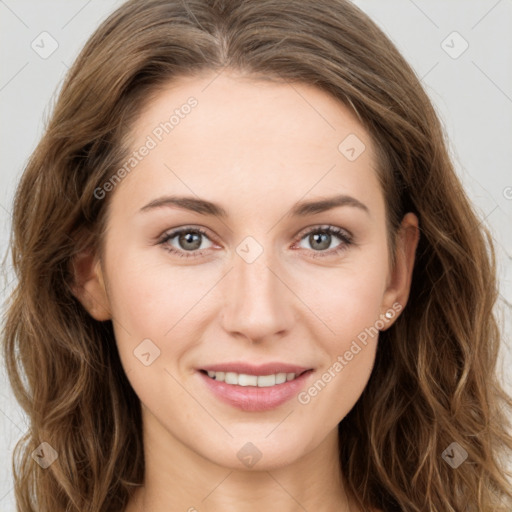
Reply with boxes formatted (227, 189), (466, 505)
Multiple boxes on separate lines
(77, 70), (418, 470)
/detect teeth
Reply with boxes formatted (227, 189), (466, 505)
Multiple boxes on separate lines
(275, 373), (287, 384)
(238, 374), (258, 386)
(257, 374), (275, 387)
(205, 370), (298, 386)
(207, 370), (225, 381)
(225, 372), (238, 385)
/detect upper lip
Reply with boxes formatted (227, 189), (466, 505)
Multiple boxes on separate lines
(199, 362), (312, 376)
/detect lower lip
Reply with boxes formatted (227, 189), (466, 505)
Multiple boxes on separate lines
(198, 370), (313, 412)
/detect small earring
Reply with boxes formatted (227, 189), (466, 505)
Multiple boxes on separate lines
(385, 311), (393, 319)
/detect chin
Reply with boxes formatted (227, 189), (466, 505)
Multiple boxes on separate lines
(192, 430), (316, 471)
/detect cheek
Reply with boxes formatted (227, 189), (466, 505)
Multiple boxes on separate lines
(302, 262), (388, 343)
(295, 250), (388, 405)
(107, 253), (208, 332)
(105, 262), (197, 410)
(296, 275), (385, 424)
(104, 249), (223, 384)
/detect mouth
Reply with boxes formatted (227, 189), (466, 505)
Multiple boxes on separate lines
(197, 362), (314, 411)
(198, 368), (311, 387)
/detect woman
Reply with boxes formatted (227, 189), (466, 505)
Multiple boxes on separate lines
(3, 0), (512, 511)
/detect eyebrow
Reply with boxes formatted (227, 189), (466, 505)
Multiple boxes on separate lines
(139, 193), (369, 217)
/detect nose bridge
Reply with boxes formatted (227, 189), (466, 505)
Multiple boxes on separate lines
(220, 236), (293, 341)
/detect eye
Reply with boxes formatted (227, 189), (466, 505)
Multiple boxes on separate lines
(158, 227), (214, 258)
(294, 225), (353, 258)
(158, 224), (353, 260)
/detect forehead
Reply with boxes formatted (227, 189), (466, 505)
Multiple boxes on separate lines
(115, 70), (384, 218)
(132, 70), (369, 157)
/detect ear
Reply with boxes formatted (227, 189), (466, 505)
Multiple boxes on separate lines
(70, 249), (112, 321)
(380, 212), (420, 329)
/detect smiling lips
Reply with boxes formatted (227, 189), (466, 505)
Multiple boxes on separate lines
(198, 362), (314, 412)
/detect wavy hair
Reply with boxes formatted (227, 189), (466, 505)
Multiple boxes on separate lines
(2, 0), (512, 510)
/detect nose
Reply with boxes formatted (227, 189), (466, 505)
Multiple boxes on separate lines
(220, 244), (296, 343)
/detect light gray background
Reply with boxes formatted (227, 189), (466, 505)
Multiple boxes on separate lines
(1, 0), (511, 510)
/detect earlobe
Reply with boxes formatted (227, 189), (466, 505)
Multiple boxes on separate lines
(70, 250), (112, 321)
(380, 212), (420, 328)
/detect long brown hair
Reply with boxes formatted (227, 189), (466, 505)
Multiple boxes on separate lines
(3, 0), (512, 510)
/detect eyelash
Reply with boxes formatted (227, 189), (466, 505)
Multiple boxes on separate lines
(157, 225), (353, 259)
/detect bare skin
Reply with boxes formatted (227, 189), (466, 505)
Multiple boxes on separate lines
(73, 70), (419, 512)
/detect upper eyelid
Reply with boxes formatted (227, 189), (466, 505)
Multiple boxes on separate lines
(295, 224), (352, 240)
(160, 226), (215, 244)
